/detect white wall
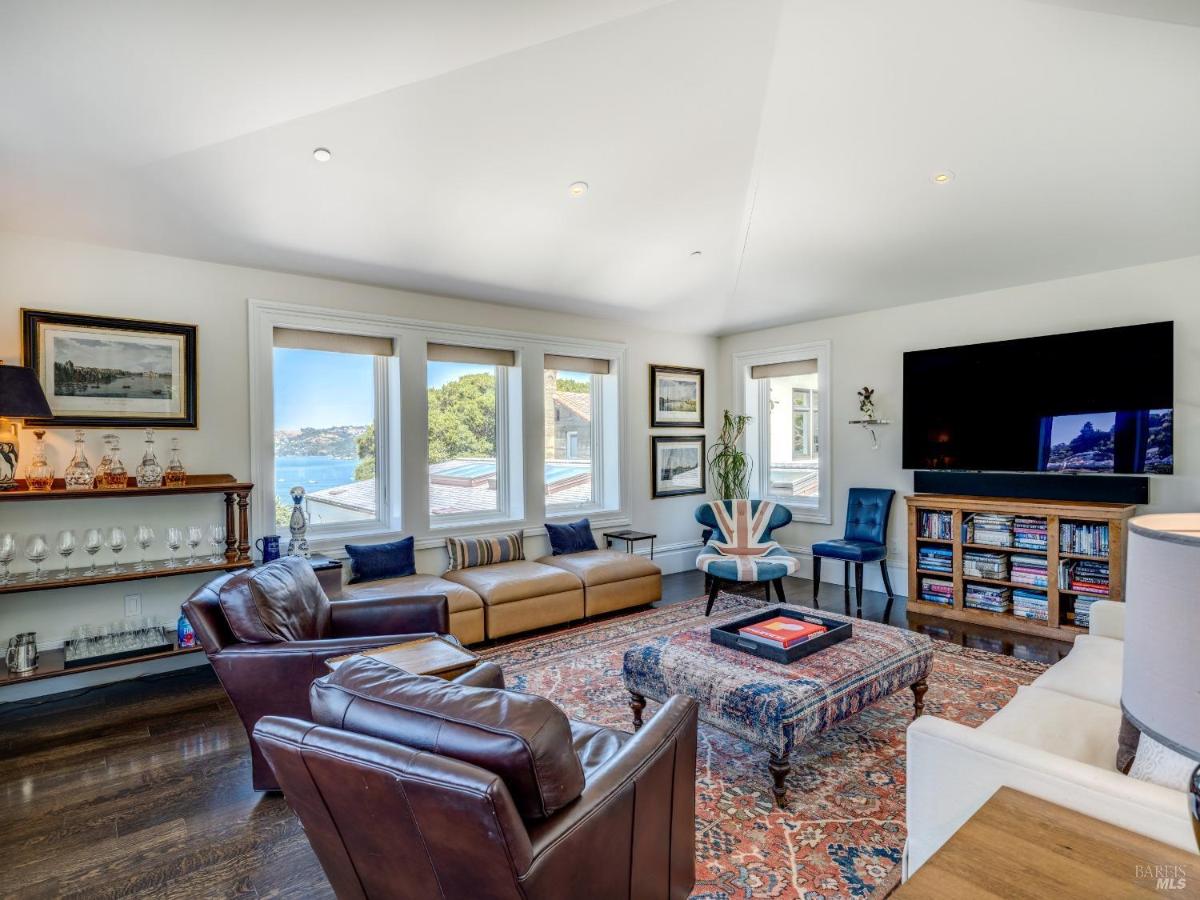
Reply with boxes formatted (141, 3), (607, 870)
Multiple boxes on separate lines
(0, 232), (718, 700)
(718, 254), (1200, 594)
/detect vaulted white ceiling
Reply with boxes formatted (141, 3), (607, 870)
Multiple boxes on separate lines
(3, 0), (1199, 334)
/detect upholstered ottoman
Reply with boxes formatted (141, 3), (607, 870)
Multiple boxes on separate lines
(538, 550), (661, 617)
(339, 574), (486, 645)
(443, 561), (584, 640)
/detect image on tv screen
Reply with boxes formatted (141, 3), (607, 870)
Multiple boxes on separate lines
(1041, 409), (1173, 475)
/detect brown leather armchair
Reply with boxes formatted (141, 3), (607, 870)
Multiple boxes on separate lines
(182, 557), (449, 791)
(254, 655), (698, 899)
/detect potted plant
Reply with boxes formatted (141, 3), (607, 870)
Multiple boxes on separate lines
(707, 410), (753, 500)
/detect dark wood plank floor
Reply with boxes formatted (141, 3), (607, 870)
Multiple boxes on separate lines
(0, 573), (1070, 897)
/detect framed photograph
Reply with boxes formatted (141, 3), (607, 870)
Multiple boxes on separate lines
(650, 364), (704, 428)
(652, 435), (706, 498)
(21, 309), (198, 428)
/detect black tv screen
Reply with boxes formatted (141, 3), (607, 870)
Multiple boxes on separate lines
(903, 322), (1173, 475)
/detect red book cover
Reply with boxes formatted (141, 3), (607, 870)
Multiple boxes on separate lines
(738, 617), (827, 648)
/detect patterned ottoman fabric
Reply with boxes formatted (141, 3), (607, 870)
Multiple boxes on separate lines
(622, 606), (934, 758)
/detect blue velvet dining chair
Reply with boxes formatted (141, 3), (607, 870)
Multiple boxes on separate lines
(811, 488), (896, 621)
(695, 499), (797, 615)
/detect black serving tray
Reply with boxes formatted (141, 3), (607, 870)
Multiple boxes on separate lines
(710, 606), (852, 664)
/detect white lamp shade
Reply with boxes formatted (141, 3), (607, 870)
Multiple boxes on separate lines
(1122, 513), (1200, 762)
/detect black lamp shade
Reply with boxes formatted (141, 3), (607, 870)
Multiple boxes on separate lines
(0, 365), (53, 419)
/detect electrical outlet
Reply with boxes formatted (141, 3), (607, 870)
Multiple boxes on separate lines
(124, 593), (142, 617)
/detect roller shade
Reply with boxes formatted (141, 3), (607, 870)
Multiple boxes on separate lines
(749, 359), (818, 379)
(543, 353), (611, 375)
(274, 327), (394, 357)
(427, 342), (516, 367)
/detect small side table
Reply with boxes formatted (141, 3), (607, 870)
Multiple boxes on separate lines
(604, 529), (657, 559)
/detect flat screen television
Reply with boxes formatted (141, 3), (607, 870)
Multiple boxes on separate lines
(902, 322), (1173, 475)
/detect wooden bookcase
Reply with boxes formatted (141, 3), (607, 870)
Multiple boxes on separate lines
(905, 494), (1134, 642)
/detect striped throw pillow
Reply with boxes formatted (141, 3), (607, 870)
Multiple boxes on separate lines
(446, 531), (525, 571)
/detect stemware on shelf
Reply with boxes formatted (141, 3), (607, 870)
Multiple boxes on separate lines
(107, 526), (127, 574)
(135, 428), (164, 488)
(83, 528), (104, 573)
(55, 530), (77, 580)
(164, 439), (187, 487)
(25, 534), (48, 582)
(0, 533), (15, 583)
(135, 525), (155, 572)
(209, 523), (226, 563)
(26, 430), (55, 491)
(63, 430), (95, 491)
(185, 526), (203, 566)
(165, 527), (183, 568)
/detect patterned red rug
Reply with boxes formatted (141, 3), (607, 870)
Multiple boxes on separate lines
(482, 592), (1048, 900)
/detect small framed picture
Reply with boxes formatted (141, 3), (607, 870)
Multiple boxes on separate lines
(652, 435), (706, 498)
(650, 364), (704, 428)
(21, 309), (198, 428)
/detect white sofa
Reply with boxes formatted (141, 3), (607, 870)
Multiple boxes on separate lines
(904, 600), (1197, 878)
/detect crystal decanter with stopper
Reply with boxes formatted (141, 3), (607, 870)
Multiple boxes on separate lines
(98, 433), (128, 489)
(164, 438), (187, 487)
(135, 428), (164, 488)
(63, 430), (95, 491)
(93, 434), (112, 487)
(25, 430), (54, 491)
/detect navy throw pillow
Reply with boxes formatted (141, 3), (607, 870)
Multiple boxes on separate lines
(545, 518), (598, 556)
(345, 536), (416, 584)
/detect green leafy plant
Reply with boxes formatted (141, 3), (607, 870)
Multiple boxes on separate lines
(707, 410), (753, 499)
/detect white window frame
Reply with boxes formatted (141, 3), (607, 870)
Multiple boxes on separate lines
(249, 300), (630, 554)
(248, 303), (402, 546)
(732, 341), (832, 524)
(544, 371), (604, 514)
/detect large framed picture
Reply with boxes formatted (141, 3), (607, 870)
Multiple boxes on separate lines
(652, 435), (706, 498)
(21, 309), (198, 428)
(650, 364), (704, 428)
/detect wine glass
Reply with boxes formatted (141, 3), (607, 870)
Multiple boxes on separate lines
(165, 527), (183, 568)
(55, 530), (77, 580)
(84, 528), (104, 574)
(25, 534), (48, 582)
(107, 526), (127, 573)
(208, 524), (226, 563)
(185, 526), (203, 566)
(0, 533), (15, 583)
(134, 525), (155, 572)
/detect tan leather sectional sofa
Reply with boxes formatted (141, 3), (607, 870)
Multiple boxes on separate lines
(336, 549), (661, 645)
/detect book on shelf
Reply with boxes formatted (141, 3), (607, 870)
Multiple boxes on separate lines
(1010, 553), (1048, 587)
(1060, 522), (1110, 556)
(1012, 516), (1048, 551)
(920, 576), (954, 606)
(918, 510), (954, 541)
(738, 617), (827, 648)
(962, 550), (1009, 580)
(917, 546), (953, 572)
(965, 583), (1012, 613)
(964, 513), (1015, 548)
(1012, 588), (1049, 621)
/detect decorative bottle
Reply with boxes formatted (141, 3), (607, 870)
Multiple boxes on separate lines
(287, 486), (310, 558)
(135, 428), (164, 488)
(25, 430), (55, 491)
(63, 430), (95, 491)
(98, 433), (128, 489)
(94, 434), (112, 487)
(164, 438), (187, 487)
(177, 613), (196, 649)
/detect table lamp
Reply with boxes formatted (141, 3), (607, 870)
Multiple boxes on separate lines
(1122, 513), (1200, 851)
(0, 362), (53, 490)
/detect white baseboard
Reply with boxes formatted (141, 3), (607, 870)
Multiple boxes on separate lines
(632, 540), (703, 575)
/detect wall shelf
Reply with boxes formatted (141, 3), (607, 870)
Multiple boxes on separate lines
(0, 558), (251, 595)
(0, 640), (203, 687)
(0, 474), (252, 502)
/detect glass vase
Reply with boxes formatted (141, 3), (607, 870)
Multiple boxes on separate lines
(63, 431), (95, 491)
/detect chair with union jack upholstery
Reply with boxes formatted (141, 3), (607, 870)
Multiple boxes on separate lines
(695, 499), (797, 615)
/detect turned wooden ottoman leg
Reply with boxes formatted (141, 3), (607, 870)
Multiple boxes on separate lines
(911, 678), (928, 719)
(768, 753), (790, 808)
(629, 691), (646, 731)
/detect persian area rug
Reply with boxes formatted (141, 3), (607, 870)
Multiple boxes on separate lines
(481, 592), (1048, 900)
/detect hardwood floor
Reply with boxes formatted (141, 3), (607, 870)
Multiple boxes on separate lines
(0, 572), (1071, 897)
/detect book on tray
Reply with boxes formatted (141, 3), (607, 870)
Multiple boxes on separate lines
(738, 617), (827, 648)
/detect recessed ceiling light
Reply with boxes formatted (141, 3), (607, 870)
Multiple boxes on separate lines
(312, 147), (332, 162)
(931, 170), (955, 184)
(568, 181), (589, 197)
(690, 250), (703, 257)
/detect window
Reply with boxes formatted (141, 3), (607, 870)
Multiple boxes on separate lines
(543, 354), (612, 511)
(737, 343), (831, 523)
(270, 327), (393, 534)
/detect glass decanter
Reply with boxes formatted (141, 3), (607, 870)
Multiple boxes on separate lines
(63, 430), (95, 491)
(25, 430), (55, 491)
(94, 434), (113, 488)
(135, 428), (164, 488)
(98, 433), (128, 489)
(164, 438), (187, 487)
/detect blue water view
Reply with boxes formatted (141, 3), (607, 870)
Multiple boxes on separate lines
(275, 456), (358, 507)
